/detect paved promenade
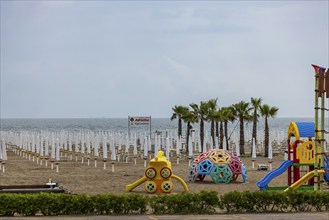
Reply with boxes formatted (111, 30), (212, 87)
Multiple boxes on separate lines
(1, 212), (328, 220)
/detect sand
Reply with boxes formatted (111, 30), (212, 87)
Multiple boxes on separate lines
(1, 149), (290, 195)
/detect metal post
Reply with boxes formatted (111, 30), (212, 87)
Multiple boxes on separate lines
(314, 66), (319, 191)
(320, 94), (325, 191)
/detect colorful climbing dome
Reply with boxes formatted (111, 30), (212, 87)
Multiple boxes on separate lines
(188, 149), (248, 184)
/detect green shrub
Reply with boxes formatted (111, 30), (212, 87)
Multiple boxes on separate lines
(0, 190), (329, 216)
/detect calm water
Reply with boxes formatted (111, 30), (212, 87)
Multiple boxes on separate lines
(0, 117), (315, 134)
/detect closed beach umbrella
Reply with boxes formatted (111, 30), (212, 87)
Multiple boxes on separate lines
(111, 138), (116, 161)
(143, 136), (148, 158)
(215, 136), (219, 150)
(94, 136), (99, 157)
(55, 138), (60, 172)
(268, 139), (273, 170)
(111, 137), (116, 172)
(165, 137), (170, 160)
(154, 133), (159, 156)
(133, 133), (137, 155)
(143, 136), (148, 167)
(45, 136), (49, 159)
(252, 137), (257, 169)
(94, 136), (99, 167)
(55, 138), (60, 161)
(148, 135), (151, 153)
(87, 134), (91, 155)
(51, 137), (55, 161)
(188, 136), (193, 157)
(236, 142), (240, 156)
(223, 136), (227, 151)
(81, 134), (85, 155)
(1, 139), (7, 160)
(1, 139), (7, 173)
(102, 136), (108, 169)
(176, 136), (181, 156)
(40, 137), (44, 157)
(124, 135), (129, 154)
(103, 137), (107, 160)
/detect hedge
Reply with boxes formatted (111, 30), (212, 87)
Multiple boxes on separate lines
(0, 190), (328, 216)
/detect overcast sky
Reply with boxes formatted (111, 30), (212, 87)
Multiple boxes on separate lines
(1, 1), (328, 118)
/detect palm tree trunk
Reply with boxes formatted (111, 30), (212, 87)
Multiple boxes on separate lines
(239, 117), (245, 155)
(216, 121), (219, 147)
(211, 120), (215, 147)
(219, 121), (224, 149)
(264, 117), (269, 157)
(186, 122), (191, 151)
(252, 110), (257, 156)
(200, 119), (204, 152)
(215, 121), (219, 138)
(178, 118), (182, 137)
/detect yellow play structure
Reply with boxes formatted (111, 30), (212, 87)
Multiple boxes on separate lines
(284, 122), (327, 192)
(125, 150), (188, 194)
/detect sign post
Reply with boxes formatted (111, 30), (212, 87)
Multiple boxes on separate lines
(128, 116), (152, 138)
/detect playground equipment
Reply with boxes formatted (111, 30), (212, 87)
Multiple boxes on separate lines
(125, 150), (188, 194)
(257, 64), (329, 191)
(188, 149), (248, 184)
(257, 121), (329, 190)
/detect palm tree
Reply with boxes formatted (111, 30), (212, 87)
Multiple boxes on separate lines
(232, 101), (252, 155)
(171, 105), (189, 137)
(251, 97), (262, 155)
(207, 98), (218, 146)
(260, 104), (279, 157)
(182, 109), (198, 150)
(190, 101), (210, 152)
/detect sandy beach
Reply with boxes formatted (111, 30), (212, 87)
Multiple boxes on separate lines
(0, 149), (291, 195)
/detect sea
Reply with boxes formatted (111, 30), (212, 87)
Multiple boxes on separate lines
(0, 117), (318, 141)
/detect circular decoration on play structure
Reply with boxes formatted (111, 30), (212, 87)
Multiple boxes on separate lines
(209, 150), (231, 164)
(161, 181), (173, 193)
(228, 158), (242, 174)
(197, 159), (214, 175)
(145, 167), (157, 179)
(160, 167), (172, 179)
(210, 164), (233, 183)
(145, 181), (157, 193)
(188, 149), (248, 184)
(193, 150), (212, 164)
(188, 163), (199, 182)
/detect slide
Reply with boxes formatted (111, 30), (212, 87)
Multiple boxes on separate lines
(172, 174), (189, 192)
(257, 160), (293, 190)
(284, 170), (325, 192)
(324, 157), (329, 183)
(125, 176), (147, 192)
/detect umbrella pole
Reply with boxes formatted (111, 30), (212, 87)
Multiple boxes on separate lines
(103, 159), (107, 170)
(112, 161), (115, 173)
